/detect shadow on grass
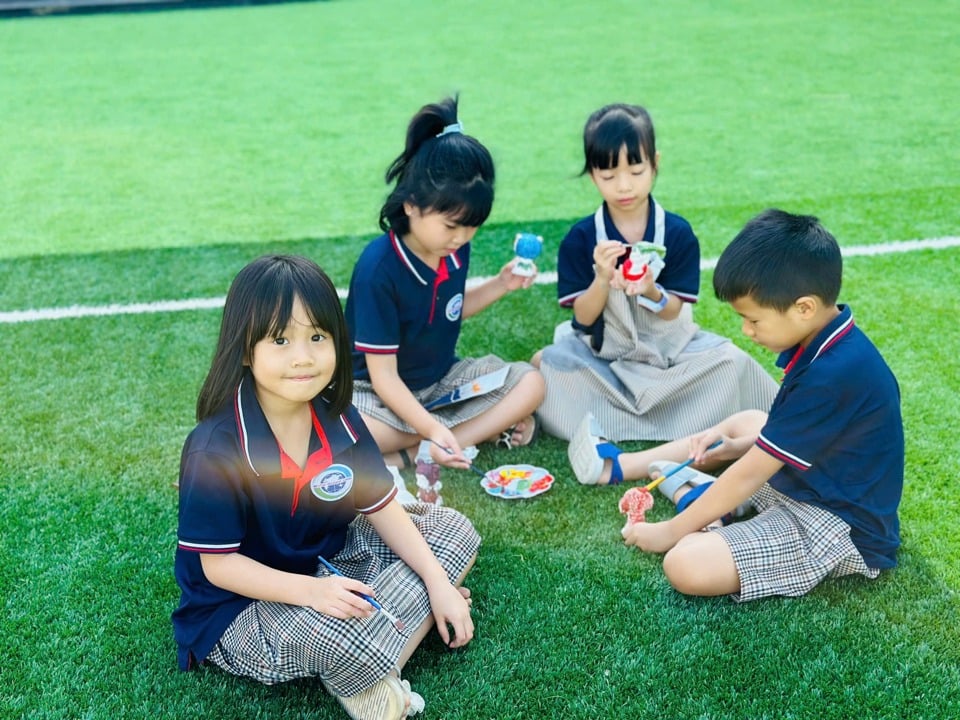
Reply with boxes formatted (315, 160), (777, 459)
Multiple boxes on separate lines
(0, 218), (579, 312)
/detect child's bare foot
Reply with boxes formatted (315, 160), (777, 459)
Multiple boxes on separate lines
(492, 415), (540, 449)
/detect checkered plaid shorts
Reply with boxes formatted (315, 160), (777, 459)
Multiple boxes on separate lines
(711, 484), (879, 602)
(353, 354), (536, 433)
(205, 503), (480, 696)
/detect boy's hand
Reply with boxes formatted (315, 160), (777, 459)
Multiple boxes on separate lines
(621, 519), (681, 553)
(498, 259), (536, 290)
(619, 273), (656, 297)
(688, 430), (751, 465)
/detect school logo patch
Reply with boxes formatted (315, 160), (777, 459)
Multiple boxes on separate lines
(310, 464), (354, 501)
(446, 293), (463, 321)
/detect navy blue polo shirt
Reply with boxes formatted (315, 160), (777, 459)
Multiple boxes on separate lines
(172, 374), (396, 670)
(756, 305), (904, 568)
(556, 198), (700, 349)
(346, 231), (469, 390)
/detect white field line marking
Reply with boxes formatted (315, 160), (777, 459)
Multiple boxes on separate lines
(2, 235), (958, 325)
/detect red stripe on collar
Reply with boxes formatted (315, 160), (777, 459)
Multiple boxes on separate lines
(285, 404), (333, 516)
(813, 315), (854, 362)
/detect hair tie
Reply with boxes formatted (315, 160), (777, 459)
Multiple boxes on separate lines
(437, 121), (463, 137)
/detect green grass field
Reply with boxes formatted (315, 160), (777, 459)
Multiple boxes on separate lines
(2, 1), (959, 718)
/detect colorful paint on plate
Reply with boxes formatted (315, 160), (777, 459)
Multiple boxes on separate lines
(481, 464), (555, 499)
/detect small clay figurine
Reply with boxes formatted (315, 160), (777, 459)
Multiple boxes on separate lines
(619, 246), (648, 282)
(618, 242), (667, 298)
(415, 458), (443, 505)
(511, 232), (543, 277)
(619, 486), (655, 524)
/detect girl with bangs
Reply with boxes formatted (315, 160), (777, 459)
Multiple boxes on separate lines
(533, 104), (778, 486)
(345, 96), (544, 472)
(174, 255), (481, 720)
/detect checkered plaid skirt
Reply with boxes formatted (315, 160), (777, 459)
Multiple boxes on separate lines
(353, 354), (536, 433)
(713, 484), (879, 602)
(205, 503), (480, 696)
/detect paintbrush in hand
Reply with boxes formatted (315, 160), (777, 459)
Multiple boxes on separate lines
(317, 555), (406, 631)
(428, 439), (489, 479)
(644, 439), (723, 493)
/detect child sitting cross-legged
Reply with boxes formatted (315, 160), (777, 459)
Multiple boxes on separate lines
(589, 209), (904, 601)
(173, 255), (480, 720)
(345, 96), (545, 472)
(535, 103), (777, 447)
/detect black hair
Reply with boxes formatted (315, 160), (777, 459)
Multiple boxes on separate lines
(379, 95), (495, 236)
(581, 103), (658, 175)
(196, 255), (353, 421)
(713, 209), (842, 311)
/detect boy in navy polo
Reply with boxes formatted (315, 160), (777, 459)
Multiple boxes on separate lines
(620, 209), (904, 601)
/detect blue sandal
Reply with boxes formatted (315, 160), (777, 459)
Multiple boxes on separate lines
(674, 481), (751, 525)
(568, 413), (624, 485)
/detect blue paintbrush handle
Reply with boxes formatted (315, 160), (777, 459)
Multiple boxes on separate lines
(645, 440), (722, 491)
(663, 440), (723, 480)
(317, 555), (383, 610)
(661, 456), (697, 479)
(666, 439), (722, 478)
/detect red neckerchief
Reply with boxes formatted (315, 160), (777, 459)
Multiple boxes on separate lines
(278, 404), (332, 516)
(781, 345), (805, 382)
(428, 259), (450, 324)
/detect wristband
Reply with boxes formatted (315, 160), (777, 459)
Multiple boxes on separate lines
(636, 283), (669, 313)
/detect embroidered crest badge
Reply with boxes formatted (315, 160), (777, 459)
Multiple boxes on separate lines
(310, 463), (354, 501)
(446, 293), (463, 321)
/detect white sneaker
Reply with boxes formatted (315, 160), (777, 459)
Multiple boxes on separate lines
(567, 413), (606, 485)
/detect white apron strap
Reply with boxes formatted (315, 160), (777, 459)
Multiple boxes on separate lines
(652, 201), (665, 248)
(593, 205), (608, 243)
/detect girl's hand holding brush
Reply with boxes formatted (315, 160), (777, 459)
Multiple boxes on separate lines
(317, 556), (406, 630)
(689, 431), (746, 465)
(427, 425), (470, 469)
(305, 573), (381, 621)
(429, 439), (488, 480)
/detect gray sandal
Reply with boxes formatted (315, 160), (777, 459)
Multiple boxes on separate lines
(648, 461), (716, 500)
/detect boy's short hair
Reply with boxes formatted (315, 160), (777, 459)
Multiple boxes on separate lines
(713, 209), (842, 311)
